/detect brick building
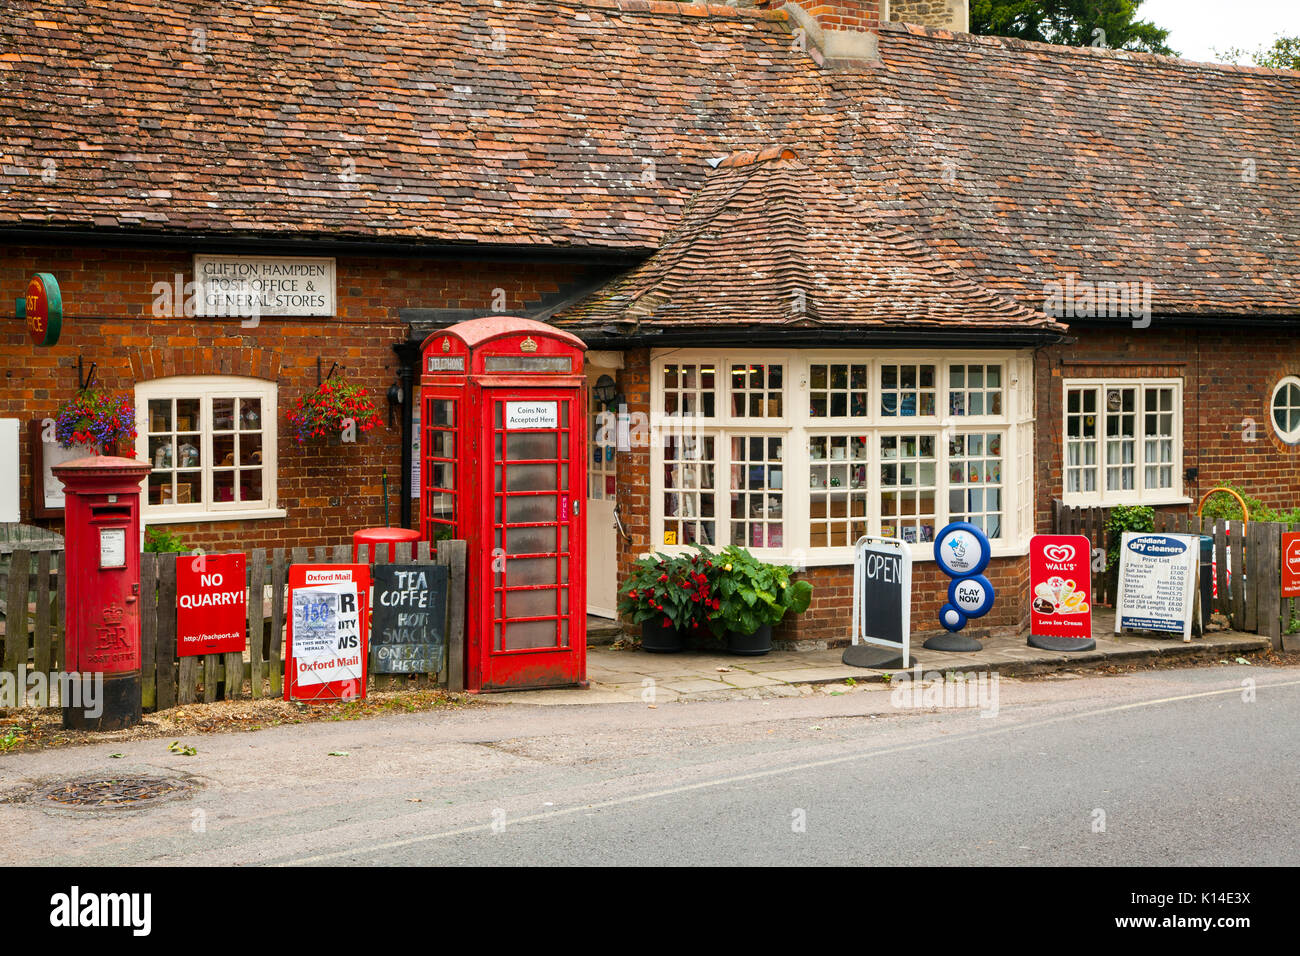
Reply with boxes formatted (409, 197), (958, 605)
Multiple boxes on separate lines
(3, 0), (1298, 647)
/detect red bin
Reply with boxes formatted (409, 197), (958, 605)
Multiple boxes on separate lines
(352, 527), (422, 564)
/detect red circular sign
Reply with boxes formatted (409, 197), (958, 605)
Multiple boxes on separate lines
(25, 273), (62, 346)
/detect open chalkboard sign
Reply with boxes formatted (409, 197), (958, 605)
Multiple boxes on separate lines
(370, 564), (450, 675)
(844, 536), (913, 669)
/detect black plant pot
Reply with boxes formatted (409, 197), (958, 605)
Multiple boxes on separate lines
(726, 624), (773, 656)
(641, 619), (685, 653)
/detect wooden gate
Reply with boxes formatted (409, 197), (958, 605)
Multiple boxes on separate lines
(1052, 501), (1295, 650)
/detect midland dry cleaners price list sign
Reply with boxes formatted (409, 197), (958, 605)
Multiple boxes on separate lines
(1115, 532), (1199, 640)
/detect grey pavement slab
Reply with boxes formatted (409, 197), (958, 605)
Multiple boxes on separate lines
(487, 614), (1270, 704)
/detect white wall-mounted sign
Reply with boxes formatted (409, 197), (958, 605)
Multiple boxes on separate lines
(410, 400), (421, 499)
(0, 420), (18, 523)
(193, 255), (336, 317)
(505, 401), (559, 430)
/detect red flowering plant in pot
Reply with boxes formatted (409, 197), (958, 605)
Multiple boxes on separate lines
(285, 377), (383, 444)
(54, 387), (137, 456)
(617, 548), (719, 653)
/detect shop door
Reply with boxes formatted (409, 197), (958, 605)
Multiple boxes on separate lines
(483, 391), (585, 690)
(586, 379), (618, 618)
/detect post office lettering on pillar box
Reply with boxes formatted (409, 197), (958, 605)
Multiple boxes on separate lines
(419, 316), (588, 694)
(50, 455), (152, 731)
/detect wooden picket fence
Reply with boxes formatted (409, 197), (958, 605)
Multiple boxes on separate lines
(1052, 501), (1296, 650)
(0, 539), (467, 710)
(0, 523), (64, 556)
(0, 549), (63, 703)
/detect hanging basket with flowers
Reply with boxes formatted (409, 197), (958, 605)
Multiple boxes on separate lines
(285, 378), (383, 444)
(54, 387), (137, 455)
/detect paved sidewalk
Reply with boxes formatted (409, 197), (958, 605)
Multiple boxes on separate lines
(489, 609), (1270, 705)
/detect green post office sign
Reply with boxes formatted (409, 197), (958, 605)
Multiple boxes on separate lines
(20, 273), (62, 346)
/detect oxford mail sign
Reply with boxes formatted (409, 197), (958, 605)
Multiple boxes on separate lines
(193, 255), (336, 318)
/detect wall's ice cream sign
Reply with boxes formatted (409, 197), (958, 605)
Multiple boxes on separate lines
(1028, 535), (1095, 651)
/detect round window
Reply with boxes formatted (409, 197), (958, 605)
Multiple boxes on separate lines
(1271, 377), (1300, 443)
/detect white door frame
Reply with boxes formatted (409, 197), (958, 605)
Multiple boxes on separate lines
(585, 359), (621, 618)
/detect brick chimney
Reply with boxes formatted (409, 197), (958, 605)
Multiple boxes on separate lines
(758, 2), (881, 65)
(758, 2), (969, 66)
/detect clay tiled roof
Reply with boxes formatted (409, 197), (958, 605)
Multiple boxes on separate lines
(0, 0), (816, 250)
(554, 147), (1062, 336)
(853, 23), (1300, 317)
(2, 3), (1299, 318)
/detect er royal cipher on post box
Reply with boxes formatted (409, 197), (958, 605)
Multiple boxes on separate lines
(50, 455), (151, 730)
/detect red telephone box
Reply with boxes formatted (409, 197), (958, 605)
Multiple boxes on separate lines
(51, 455), (151, 730)
(420, 316), (587, 692)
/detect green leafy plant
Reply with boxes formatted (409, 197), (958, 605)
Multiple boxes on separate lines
(1104, 505), (1154, 597)
(1197, 481), (1300, 526)
(1216, 34), (1300, 70)
(144, 527), (186, 554)
(971, 0), (1175, 55)
(707, 545), (812, 637)
(1105, 505), (1154, 571)
(617, 549), (716, 633)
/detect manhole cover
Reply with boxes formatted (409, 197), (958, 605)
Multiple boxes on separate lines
(31, 775), (194, 810)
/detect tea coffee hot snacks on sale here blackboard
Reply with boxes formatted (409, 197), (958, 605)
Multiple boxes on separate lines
(370, 564), (449, 675)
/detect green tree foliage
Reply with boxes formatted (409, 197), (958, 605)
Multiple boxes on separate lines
(970, 0), (1175, 55)
(1216, 35), (1300, 69)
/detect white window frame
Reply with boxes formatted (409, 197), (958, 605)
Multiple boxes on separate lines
(1061, 378), (1185, 507)
(649, 349), (1035, 565)
(1270, 376), (1300, 444)
(135, 375), (285, 524)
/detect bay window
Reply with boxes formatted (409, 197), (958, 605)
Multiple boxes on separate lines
(651, 350), (1034, 562)
(1062, 379), (1182, 506)
(948, 432), (1004, 538)
(661, 432), (718, 547)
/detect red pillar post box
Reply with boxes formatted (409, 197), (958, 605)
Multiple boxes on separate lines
(51, 455), (151, 730)
(420, 316), (588, 693)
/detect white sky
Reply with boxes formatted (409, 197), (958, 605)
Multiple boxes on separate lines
(1140, 0), (1300, 63)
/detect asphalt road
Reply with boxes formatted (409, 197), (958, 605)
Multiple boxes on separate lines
(1, 664), (1296, 866)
